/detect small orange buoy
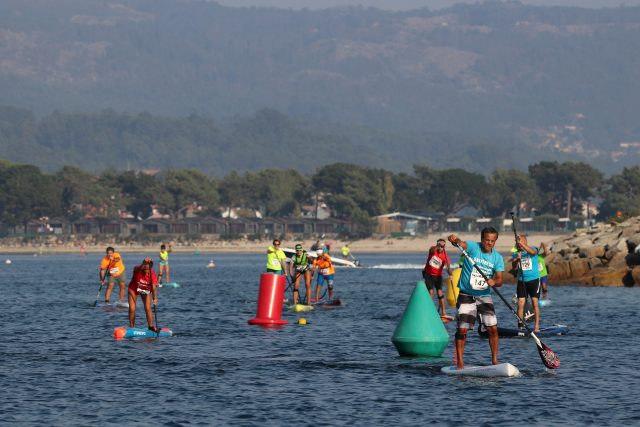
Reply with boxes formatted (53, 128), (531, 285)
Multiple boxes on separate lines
(113, 327), (127, 340)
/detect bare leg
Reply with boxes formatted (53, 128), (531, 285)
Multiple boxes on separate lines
(305, 271), (312, 306)
(486, 325), (499, 365)
(165, 264), (170, 284)
(142, 294), (154, 329)
(437, 290), (446, 316)
(532, 297), (540, 331)
(119, 282), (125, 303)
(128, 289), (137, 327)
(293, 277), (300, 305)
(105, 282), (114, 303)
(517, 298), (526, 327)
(315, 284), (320, 302)
(328, 286), (333, 300)
(455, 328), (467, 369)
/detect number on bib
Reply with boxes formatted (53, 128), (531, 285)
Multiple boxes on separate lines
(109, 267), (120, 275)
(521, 257), (533, 271)
(429, 257), (442, 269)
(470, 270), (488, 290)
(321, 268), (330, 275)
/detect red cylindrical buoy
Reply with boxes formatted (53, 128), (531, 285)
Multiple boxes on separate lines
(248, 273), (288, 326)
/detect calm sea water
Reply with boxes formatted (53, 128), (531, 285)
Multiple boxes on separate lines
(1, 252), (639, 426)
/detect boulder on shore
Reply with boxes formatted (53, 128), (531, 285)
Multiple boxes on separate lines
(505, 217), (640, 287)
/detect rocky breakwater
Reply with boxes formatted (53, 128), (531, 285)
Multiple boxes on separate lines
(542, 218), (640, 287)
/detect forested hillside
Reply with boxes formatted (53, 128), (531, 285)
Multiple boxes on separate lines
(1, 0), (639, 172)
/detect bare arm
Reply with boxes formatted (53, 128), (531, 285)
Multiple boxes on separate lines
(447, 234), (467, 250)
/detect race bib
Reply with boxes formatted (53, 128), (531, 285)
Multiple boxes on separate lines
(470, 269), (488, 290)
(321, 268), (330, 275)
(538, 263), (544, 272)
(109, 267), (120, 275)
(521, 257), (533, 271)
(136, 286), (150, 295)
(428, 257), (443, 269)
(271, 258), (280, 267)
(296, 265), (308, 272)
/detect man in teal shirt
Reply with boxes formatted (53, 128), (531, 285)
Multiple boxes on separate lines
(448, 227), (504, 369)
(512, 234), (541, 332)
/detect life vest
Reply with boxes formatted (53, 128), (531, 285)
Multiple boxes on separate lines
(292, 251), (310, 272)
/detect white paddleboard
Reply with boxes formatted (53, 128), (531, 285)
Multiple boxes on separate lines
(441, 363), (520, 377)
(114, 301), (129, 308)
(281, 247), (358, 268)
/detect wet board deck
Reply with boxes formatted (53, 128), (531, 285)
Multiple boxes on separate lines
(441, 363), (520, 377)
(311, 298), (344, 308)
(289, 304), (314, 312)
(478, 324), (569, 339)
(113, 327), (173, 339)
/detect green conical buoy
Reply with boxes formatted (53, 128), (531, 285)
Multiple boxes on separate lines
(391, 281), (449, 357)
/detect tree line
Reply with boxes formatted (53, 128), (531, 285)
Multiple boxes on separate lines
(1, 159), (638, 236)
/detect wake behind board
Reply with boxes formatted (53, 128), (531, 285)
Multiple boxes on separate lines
(281, 248), (358, 268)
(441, 363), (520, 378)
(478, 324), (569, 339)
(113, 327), (173, 339)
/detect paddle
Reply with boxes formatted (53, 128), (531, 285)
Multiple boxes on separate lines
(152, 268), (160, 338)
(451, 242), (560, 369)
(93, 260), (111, 307)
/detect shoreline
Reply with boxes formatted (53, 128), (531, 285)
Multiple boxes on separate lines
(0, 232), (568, 255)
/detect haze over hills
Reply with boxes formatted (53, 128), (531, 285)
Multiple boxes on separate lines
(0, 0), (639, 174)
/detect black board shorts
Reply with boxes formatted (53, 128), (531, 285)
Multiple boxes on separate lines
(517, 278), (541, 299)
(422, 272), (443, 291)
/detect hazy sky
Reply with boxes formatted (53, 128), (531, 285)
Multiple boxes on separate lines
(212, 1), (640, 10)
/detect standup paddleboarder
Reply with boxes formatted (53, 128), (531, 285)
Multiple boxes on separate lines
(448, 228), (504, 369)
(538, 242), (549, 299)
(158, 243), (171, 285)
(422, 238), (452, 317)
(313, 247), (336, 301)
(512, 234), (541, 332)
(289, 244), (313, 305)
(127, 257), (159, 332)
(99, 247), (127, 305)
(266, 239), (287, 275)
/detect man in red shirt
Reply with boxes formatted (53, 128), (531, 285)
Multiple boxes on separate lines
(422, 238), (452, 318)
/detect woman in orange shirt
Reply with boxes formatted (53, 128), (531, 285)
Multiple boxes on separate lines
(313, 248), (336, 302)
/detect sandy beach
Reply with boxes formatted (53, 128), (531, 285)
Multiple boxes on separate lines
(0, 232), (568, 255)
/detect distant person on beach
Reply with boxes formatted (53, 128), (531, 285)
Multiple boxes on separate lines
(538, 242), (549, 299)
(158, 243), (171, 285)
(512, 234), (541, 332)
(313, 247), (336, 301)
(289, 244), (313, 305)
(422, 238), (452, 317)
(448, 228), (504, 369)
(266, 239), (287, 275)
(127, 257), (159, 332)
(99, 246), (126, 305)
(310, 240), (322, 251)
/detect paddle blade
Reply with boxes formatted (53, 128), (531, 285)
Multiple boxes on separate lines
(537, 341), (560, 369)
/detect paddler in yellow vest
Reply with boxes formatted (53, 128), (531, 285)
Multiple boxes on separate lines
(341, 243), (355, 260)
(266, 239), (287, 275)
(289, 244), (313, 305)
(158, 243), (171, 286)
(313, 247), (336, 301)
(99, 246), (126, 305)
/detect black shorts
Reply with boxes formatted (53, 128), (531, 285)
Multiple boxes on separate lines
(422, 272), (443, 291)
(517, 278), (541, 299)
